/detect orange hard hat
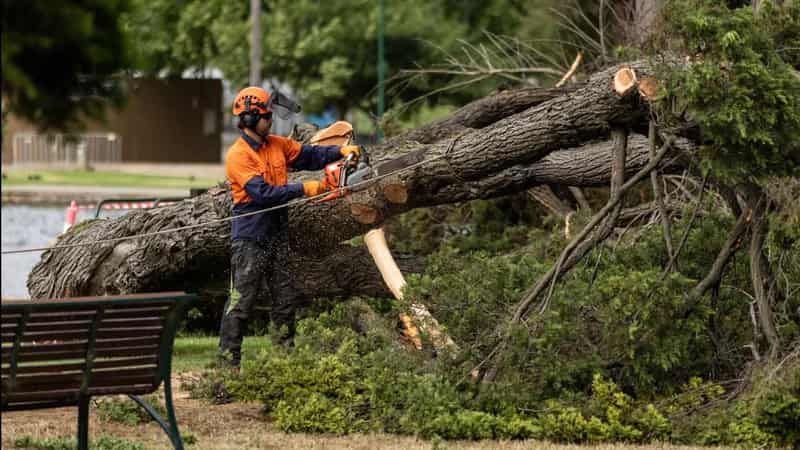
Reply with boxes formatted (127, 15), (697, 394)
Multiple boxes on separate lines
(232, 87), (271, 116)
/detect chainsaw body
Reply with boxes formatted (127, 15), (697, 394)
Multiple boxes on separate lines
(319, 146), (374, 202)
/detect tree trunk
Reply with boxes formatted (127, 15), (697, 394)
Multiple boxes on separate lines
(28, 61), (687, 300)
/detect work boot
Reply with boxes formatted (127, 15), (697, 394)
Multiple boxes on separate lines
(210, 353), (240, 405)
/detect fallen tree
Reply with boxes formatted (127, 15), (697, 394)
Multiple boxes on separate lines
(28, 61), (687, 300)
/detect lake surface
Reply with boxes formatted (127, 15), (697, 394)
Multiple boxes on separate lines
(1, 205), (126, 298)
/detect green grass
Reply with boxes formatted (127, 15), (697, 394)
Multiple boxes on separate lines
(2, 169), (220, 189)
(172, 335), (271, 372)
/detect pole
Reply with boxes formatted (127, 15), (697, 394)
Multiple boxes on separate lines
(249, 0), (262, 86)
(377, 0), (385, 143)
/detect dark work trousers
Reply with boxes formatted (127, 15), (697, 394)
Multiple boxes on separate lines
(218, 233), (303, 367)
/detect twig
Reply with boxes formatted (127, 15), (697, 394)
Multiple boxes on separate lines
(569, 186), (592, 212)
(540, 127), (628, 311)
(662, 172), (709, 276)
(478, 134), (675, 383)
(556, 52), (583, 87)
(649, 121), (675, 266)
(516, 135), (674, 322)
(748, 193), (781, 360)
(688, 201), (755, 299)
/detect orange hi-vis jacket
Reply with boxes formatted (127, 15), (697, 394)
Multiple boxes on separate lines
(226, 132), (341, 241)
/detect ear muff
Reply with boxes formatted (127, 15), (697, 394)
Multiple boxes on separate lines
(240, 96), (259, 129)
(241, 111), (259, 129)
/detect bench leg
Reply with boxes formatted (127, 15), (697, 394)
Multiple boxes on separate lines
(77, 395), (90, 450)
(130, 377), (183, 450)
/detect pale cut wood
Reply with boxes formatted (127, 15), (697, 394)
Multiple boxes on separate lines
(363, 228), (458, 354)
(350, 204), (378, 224)
(614, 67), (638, 95)
(638, 75), (659, 100)
(382, 184), (408, 204)
(556, 52), (583, 88)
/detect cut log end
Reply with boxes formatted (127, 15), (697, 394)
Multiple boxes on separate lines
(613, 68), (638, 96)
(382, 184), (408, 204)
(350, 204), (379, 224)
(638, 76), (659, 101)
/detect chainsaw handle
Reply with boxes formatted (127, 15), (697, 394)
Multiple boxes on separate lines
(339, 153), (356, 189)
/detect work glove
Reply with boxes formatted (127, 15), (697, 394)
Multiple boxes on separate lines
(340, 145), (361, 159)
(303, 180), (326, 197)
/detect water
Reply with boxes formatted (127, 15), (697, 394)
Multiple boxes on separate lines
(1, 205), (126, 298)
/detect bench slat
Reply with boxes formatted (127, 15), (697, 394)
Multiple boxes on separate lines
(17, 326), (164, 343)
(103, 305), (171, 315)
(22, 320), (92, 333)
(18, 336), (161, 354)
(5, 384), (158, 404)
(12, 341), (161, 363)
(20, 318), (164, 334)
(21, 305), (171, 323)
(3, 356), (158, 376)
(26, 311), (96, 322)
(100, 317), (166, 328)
(1, 314), (21, 325)
(9, 366), (158, 390)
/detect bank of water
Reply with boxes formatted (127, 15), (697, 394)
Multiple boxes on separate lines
(1, 205), (125, 298)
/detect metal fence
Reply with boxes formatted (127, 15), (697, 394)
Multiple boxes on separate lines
(11, 133), (123, 166)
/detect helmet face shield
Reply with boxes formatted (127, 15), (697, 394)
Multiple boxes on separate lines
(268, 89), (302, 120)
(233, 86), (302, 120)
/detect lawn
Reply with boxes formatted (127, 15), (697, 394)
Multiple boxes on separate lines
(172, 335), (271, 372)
(2, 169), (220, 189)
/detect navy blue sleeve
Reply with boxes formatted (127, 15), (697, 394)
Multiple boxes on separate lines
(244, 176), (305, 206)
(290, 144), (342, 171)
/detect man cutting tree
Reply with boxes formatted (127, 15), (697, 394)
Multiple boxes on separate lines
(219, 86), (360, 369)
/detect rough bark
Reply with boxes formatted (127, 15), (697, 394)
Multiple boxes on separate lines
(28, 61), (685, 300)
(381, 84), (580, 147)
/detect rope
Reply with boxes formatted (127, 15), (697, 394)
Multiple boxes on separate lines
(2, 147), (453, 255)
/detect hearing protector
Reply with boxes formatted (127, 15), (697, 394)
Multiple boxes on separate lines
(240, 97), (261, 129)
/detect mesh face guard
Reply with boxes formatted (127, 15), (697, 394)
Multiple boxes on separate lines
(267, 89), (302, 120)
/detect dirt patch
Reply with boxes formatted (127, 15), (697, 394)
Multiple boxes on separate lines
(1, 376), (730, 450)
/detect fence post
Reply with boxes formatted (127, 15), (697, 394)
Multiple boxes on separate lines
(77, 141), (89, 171)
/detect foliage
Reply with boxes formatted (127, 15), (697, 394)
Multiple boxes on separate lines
(121, 0), (247, 79)
(176, 207), (799, 445)
(661, 0), (800, 182)
(405, 213), (752, 398)
(2, 0), (132, 131)
(750, 358), (800, 448)
(387, 196), (549, 256)
(13, 435), (144, 450)
(221, 298), (681, 442)
(96, 394), (165, 426)
(121, 0), (466, 115)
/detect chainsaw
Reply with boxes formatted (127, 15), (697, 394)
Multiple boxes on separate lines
(319, 145), (375, 202)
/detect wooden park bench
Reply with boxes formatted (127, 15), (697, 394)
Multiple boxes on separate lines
(2, 291), (198, 450)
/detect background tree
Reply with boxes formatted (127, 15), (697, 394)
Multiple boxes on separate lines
(1, 0), (132, 130)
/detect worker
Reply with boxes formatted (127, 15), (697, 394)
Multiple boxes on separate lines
(219, 86), (360, 369)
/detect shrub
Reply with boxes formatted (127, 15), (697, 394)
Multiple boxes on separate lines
(14, 435), (145, 450)
(96, 394), (166, 426)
